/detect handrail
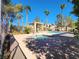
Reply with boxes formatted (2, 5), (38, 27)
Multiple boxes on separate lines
(18, 45), (27, 59)
(11, 35), (27, 59)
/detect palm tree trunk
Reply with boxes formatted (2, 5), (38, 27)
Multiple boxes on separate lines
(9, 20), (12, 33)
(66, 26), (68, 31)
(26, 9), (28, 26)
(45, 16), (48, 30)
(22, 19), (24, 32)
(46, 16), (48, 25)
(61, 10), (63, 31)
(18, 19), (20, 32)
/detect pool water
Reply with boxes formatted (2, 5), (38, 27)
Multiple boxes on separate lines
(48, 31), (63, 35)
(34, 31), (63, 40)
(34, 35), (48, 39)
(31, 31), (64, 48)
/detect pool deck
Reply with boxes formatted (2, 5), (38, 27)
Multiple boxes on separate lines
(11, 32), (74, 59)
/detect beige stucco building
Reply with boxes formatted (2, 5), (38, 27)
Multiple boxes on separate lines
(28, 21), (56, 33)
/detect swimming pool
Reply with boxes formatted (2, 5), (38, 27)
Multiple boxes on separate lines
(48, 31), (63, 35)
(34, 35), (48, 40)
(34, 31), (64, 39)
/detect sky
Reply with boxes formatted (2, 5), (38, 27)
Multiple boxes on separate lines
(11, 0), (78, 26)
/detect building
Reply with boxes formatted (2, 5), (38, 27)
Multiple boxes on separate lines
(29, 21), (56, 33)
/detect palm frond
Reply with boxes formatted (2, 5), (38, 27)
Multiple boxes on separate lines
(60, 4), (65, 10)
(44, 10), (50, 16)
(24, 6), (31, 12)
(14, 4), (23, 13)
(4, 5), (14, 13)
(16, 14), (22, 19)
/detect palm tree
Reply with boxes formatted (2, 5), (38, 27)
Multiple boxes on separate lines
(44, 10), (50, 30)
(3, 4), (14, 33)
(14, 4), (23, 13)
(66, 16), (73, 31)
(4, 4), (23, 16)
(16, 14), (22, 32)
(56, 14), (62, 27)
(22, 17), (24, 32)
(44, 10), (50, 25)
(1, 1), (12, 59)
(1, 2), (23, 59)
(60, 4), (66, 31)
(4, 4), (23, 33)
(24, 6), (31, 26)
(14, 4), (24, 32)
(60, 4), (65, 10)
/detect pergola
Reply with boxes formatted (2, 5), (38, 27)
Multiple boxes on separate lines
(29, 21), (43, 33)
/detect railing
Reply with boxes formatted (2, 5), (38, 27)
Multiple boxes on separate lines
(10, 35), (27, 59)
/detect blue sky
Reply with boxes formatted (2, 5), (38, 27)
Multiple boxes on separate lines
(11, 0), (77, 26)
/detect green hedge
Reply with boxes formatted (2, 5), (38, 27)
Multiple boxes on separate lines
(24, 27), (31, 34)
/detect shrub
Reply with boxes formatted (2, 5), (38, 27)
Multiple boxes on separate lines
(48, 28), (52, 31)
(55, 28), (60, 31)
(74, 19), (79, 40)
(24, 27), (31, 34)
(68, 29), (73, 32)
(74, 29), (79, 39)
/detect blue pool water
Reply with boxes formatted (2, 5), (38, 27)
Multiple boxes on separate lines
(48, 31), (63, 35)
(32, 31), (65, 47)
(34, 35), (48, 40)
(34, 31), (63, 39)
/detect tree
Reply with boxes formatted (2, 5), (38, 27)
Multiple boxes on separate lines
(1, 1), (12, 59)
(14, 4), (23, 13)
(60, 4), (66, 15)
(1, 1), (24, 59)
(3, 4), (23, 33)
(24, 6), (31, 26)
(2, 2), (23, 33)
(44, 10), (50, 25)
(65, 16), (73, 31)
(44, 10), (50, 30)
(56, 14), (64, 31)
(74, 19), (79, 39)
(60, 4), (66, 11)
(60, 4), (66, 31)
(69, 0), (79, 39)
(2, 4), (15, 33)
(16, 14), (22, 32)
(70, 0), (79, 17)
(75, 19), (79, 32)
(1, 0), (11, 29)
(22, 16), (24, 32)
